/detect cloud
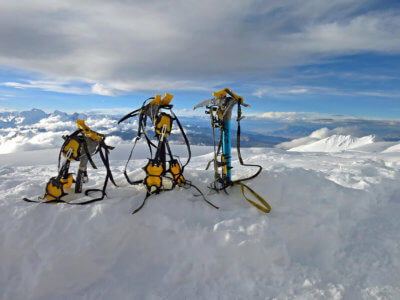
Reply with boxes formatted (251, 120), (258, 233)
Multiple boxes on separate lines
(285, 12), (400, 55)
(1, 108), (400, 154)
(249, 111), (333, 121)
(252, 87), (311, 98)
(89, 79), (211, 94)
(173, 108), (205, 117)
(258, 112), (299, 119)
(91, 83), (116, 96)
(252, 85), (400, 99)
(0, 128), (67, 154)
(252, 89), (267, 98)
(3, 78), (213, 95)
(355, 91), (400, 98)
(3, 80), (87, 95)
(288, 89), (308, 94)
(0, 1), (399, 93)
(0, 109), (138, 154)
(0, 93), (15, 101)
(104, 135), (123, 146)
(33, 115), (75, 131)
(86, 107), (139, 115)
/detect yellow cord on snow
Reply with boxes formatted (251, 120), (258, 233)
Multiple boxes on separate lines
(236, 181), (271, 213)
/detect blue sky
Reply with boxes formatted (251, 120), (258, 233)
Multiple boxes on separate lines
(0, 1), (399, 120)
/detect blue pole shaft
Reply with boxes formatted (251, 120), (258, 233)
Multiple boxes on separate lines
(222, 120), (231, 181)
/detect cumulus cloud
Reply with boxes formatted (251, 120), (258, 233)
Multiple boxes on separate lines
(91, 83), (116, 96)
(0, 1), (399, 93)
(33, 115), (75, 131)
(0, 109), (138, 154)
(104, 135), (123, 147)
(0, 129), (69, 154)
(1, 108), (400, 154)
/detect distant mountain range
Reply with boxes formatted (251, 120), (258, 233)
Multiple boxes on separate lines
(1, 109), (399, 154)
(0, 109), (290, 152)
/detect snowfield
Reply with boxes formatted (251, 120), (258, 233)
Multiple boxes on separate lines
(288, 134), (375, 152)
(1, 137), (400, 299)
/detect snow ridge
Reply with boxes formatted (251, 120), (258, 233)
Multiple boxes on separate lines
(289, 134), (375, 152)
(383, 143), (400, 153)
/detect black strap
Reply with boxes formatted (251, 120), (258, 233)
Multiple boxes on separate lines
(121, 102), (216, 215)
(208, 107), (225, 188)
(186, 181), (219, 209)
(118, 98), (152, 124)
(60, 144), (117, 204)
(154, 137), (166, 161)
(140, 114), (157, 155)
(75, 169), (83, 193)
(122, 107), (157, 186)
(118, 108), (141, 124)
(123, 136), (143, 185)
(232, 104), (262, 184)
(55, 160), (70, 182)
(100, 141), (117, 187)
(164, 138), (175, 162)
(23, 196), (105, 205)
(132, 193), (150, 214)
(24, 140), (117, 206)
(131, 181), (218, 214)
(23, 197), (43, 203)
(172, 111), (191, 168)
(82, 139), (97, 170)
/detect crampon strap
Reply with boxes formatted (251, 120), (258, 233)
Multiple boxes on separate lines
(121, 94), (217, 214)
(23, 122), (117, 205)
(196, 89), (271, 213)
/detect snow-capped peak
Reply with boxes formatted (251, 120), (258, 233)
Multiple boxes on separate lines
(289, 134), (375, 152)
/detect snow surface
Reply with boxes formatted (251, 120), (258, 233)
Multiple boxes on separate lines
(1, 141), (400, 299)
(288, 134), (375, 153)
(382, 143), (400, 153)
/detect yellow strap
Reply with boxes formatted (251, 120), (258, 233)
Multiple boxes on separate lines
(212, 88), (228, 99)
(161, 92), (173, 105)
(149, 93), (174, 106)
(228, 89), (243, 104)
(212, 88), (243, 104)
(149, 94), (162, 105)
(76, 120), (103, 141)
(237, 181), (271, 213)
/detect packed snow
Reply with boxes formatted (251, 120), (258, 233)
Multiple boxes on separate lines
(1, 132), (400, 299)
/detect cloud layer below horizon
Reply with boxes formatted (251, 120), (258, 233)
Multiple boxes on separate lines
(1, 108), (400, 154)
